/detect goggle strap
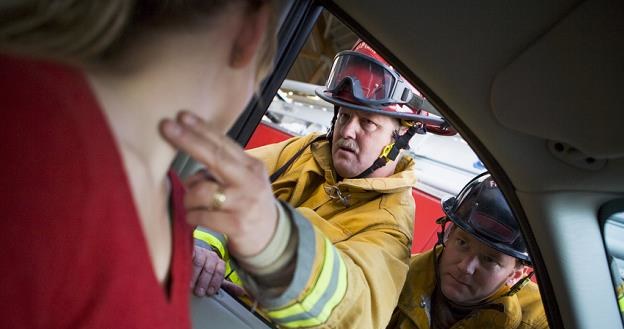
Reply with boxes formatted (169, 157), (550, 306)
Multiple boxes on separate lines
(406, 93), (425, 111)
(399, 83), (412, 102)
(405, 93), (444, 118)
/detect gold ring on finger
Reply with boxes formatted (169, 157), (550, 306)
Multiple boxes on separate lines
(212, 189), (227, 210)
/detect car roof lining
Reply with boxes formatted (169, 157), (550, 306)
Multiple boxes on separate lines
(518, 190), (622, 329)
(491, 0), (624, 159)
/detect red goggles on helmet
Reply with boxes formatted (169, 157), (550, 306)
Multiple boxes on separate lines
(325, 51), (414, 107)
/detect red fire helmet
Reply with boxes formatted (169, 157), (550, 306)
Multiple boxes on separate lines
(316, 40), (456, 135)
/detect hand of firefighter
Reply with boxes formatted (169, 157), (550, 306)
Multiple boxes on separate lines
(159, 111), (279, 259)
(191, 244), (247, 297)
(191, 245), (225, 296)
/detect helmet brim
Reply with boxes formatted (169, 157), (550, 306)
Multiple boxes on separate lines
(316, 87), (435, 122)
(315, 87), (457, 136)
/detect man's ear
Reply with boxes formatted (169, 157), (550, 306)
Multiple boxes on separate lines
(507, 265), (530, 286)
(443, 223), (455, 243)
(229, 3), (270, 68)
(399, 125), (409, 135)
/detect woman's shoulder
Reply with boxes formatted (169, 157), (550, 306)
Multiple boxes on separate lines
(0, 54), (99, 124)
(1, 53), (123, 217)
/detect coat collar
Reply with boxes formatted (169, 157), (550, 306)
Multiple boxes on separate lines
(397, 247), (524, 328)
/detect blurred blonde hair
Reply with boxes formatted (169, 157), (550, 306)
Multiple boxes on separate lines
(0, 0), (277, 81)
(0, 1), (133, 62)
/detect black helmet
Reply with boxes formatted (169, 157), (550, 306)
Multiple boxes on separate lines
(441, 173), (530, 263)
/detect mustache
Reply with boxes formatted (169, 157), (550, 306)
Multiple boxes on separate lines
(335, 138), (359, 154)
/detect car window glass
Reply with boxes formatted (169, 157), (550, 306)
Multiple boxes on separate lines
(602, 208), (624, 324)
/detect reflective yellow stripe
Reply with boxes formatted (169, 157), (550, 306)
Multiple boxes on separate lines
(194, 229), (243, 287)
(194, 229), (226, 259)
(267, 238), (346, 326)
(617, 282), (624, 313)
(225, 262), (243, 286)
(267, 238), (334, 319)
(316, 254), (347, 322)
(279, 254), (347, 328)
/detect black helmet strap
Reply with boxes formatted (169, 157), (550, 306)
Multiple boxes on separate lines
(326, 105), (339, 142)
(328, 105), (427, 179)
(352, 122), (423, 179)
(269, 134), (327, 183)
(503, 270), (535, 297)
(435, 216), (450, 247)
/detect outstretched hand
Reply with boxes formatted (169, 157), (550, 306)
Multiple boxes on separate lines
(190, 244), (247, 297)
(191, 245), (225, 296)
(160, 111), (278, 258)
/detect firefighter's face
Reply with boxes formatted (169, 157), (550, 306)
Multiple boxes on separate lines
(331, 107), (401, 178)
(438, 226), (525, 305)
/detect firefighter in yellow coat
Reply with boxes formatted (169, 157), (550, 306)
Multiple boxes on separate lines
(387, 173), (549, 329)
(191, 41), (455, 328)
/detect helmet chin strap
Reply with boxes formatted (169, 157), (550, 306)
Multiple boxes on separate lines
(441, 289), (506, 313)
(326, 106), (339, 142)
(440, 271), (535, 313)
(503, 270), (535, 297)
(435, 216), (450, 247)
(327, 105), (425, 180)
(352, 121), (424, 179)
